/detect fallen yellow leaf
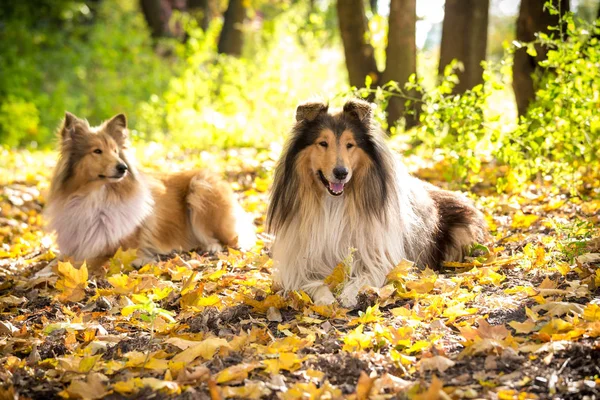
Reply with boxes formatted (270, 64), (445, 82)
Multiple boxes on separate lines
(55, 261), (88, 303)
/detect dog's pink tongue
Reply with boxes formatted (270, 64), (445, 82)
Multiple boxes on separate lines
(330, 182), (344, 192)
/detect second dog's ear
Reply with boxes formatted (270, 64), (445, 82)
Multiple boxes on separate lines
(343, 98), (373, 123)
(105, 114), (128, 146)
(296, 101), (328, 122)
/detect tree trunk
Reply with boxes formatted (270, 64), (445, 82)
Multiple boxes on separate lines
(188, 0), (218, 31)
(217, 0), (246, 56)
(336, 0), (379, 88)
(513, 0), (570, 117)
(438, 0), (489, 94)
(140, 0), (173, 38)
(382, 0), (418, 128)
(370, 0), (378, 14)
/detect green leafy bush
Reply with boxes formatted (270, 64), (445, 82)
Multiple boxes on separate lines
(0, 0), (175, 147)
(360, 4), (599, 192)
(497, 8), (600, 191)
(137, 4), (346, 148)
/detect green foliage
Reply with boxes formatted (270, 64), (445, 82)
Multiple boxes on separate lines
(554, 218), (597, 263)
(138, 4), (345, 148)
(497, 9), (600, 191)
(0, 0), (343, 149)
(0, 0), (175, 147)
(356, 60), (499, 185)
(359, 3), (600, 192)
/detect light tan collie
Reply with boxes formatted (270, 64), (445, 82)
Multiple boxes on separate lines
(45, 112), (256, 268)
(267, 99), (489, 307)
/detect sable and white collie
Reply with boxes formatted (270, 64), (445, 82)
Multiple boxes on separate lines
(45, 112), (255, 268)
(267, 99), (489, 307)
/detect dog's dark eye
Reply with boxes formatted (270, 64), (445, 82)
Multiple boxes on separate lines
(93, 149), (102, 154)
(346, 143), (355, 149)
(318, 141), (328, 148)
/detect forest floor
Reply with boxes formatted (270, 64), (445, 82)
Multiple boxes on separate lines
(0, 145), (599, 400)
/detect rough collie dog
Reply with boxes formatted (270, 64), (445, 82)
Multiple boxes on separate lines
(267, 99), (489, 307)
(45, 112), (255, 268)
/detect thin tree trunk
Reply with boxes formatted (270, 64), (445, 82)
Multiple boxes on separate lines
(382, 0), (418, 128)
(188, 0), (218, 30)
(336, 0), (379, 88)
(513, 0), (570, 117)
(217, 0), (246, 56)
(140, 0), (173, 38)
(438, 0), (490, 94)
(370, 0), (378, 14)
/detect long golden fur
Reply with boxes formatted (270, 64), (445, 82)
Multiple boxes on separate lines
(45, 112), (255, 268)
(267, 99), (489, 307)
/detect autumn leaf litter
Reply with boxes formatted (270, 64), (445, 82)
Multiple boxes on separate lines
(0, 146), (599, 399)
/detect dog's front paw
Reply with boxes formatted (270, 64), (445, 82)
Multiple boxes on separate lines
(132, 254), (156, 268)
(312, 285), (336, 305)
(339, 285), (359, 308)
(205, 243), (223, 254)
(236, 231), (256, 252)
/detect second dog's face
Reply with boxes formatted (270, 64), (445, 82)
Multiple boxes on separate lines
(76, 133), (128, 183)
(60, 113), (131, 186)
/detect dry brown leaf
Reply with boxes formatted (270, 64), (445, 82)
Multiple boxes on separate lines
(418, 356), (456, 374)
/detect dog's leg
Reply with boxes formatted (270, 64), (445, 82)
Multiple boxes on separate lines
(305, 284), (336, 305)
(132, 248), (159, 268)
(338, 279), (362, 308)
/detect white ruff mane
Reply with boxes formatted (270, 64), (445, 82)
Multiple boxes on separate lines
(46, 181), (153, 261)
(271, 160), (437, 306)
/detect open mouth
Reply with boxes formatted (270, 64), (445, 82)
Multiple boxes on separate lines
(318, 170), (345, 196)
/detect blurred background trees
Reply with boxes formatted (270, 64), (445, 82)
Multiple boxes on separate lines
(0, 0), (599, 186)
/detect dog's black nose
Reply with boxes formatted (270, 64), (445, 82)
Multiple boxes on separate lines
(116, 163), (128, 175)
(333, 166), (348, 180)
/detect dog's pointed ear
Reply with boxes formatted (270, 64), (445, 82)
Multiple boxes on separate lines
(105, 114), (128, 146)
(343, 98), (373, 123)
(295, 101), (328, 122)
(60, 112), (85, 142)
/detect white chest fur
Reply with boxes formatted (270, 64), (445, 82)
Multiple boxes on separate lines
(272, 195), (408, 293)
(47, 185), (153, 261)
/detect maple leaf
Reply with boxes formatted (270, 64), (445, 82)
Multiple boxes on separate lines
(583, 303), (600, 322)
(414, 375), (444, 400)
(220, 381), (272, 400)
(406, 274), (437, 294)
(281, 381), (341, 400)
(171, 337), (231, 363)
(244, 294), (287, 313)
(349, 304), (382, 326)
(538, 318), (573, 335)
(267, 334), (314, 353)
(343, 325), (374, 352)
(107, 273), (140, 295)
(324, 249), (354, 293)
(533, 302), (585, 318)
(55, 261), (88, 303)
(418, 355), (456, 374)
(262, 352), (304, 375)
(511, 211), (539, 229)
(355, 371), (375, 400)
(386, 259), (414, 283)
(59, 372), (109, 400)
(509, 319), (537, 334)
(107, 248), (138, 276)
(215, 362), (260, 384)
(112, 378), (180, 395)
(476, 319), (509, 340)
